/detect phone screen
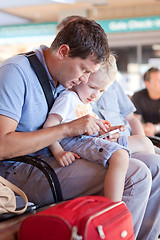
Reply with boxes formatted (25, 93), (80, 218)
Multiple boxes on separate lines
(99, 128), (119, 139)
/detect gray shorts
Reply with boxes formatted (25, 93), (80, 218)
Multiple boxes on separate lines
(60, 135), (130, 167)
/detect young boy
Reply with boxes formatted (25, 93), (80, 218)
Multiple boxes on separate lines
(44, 54), (154, 202)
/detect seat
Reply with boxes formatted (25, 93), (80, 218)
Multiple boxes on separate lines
(148, 136), (160, 148)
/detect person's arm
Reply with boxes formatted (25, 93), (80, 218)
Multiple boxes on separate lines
(0, 114), (107, 160)
(131, 90), (156, 136)
(125, 113), (145, 136)
(133, 113), (159, 136)
(43, 113), (80, 167)
(142, 122), (160, 137)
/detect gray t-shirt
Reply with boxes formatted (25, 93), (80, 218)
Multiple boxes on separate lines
(92, 80), (136, 137)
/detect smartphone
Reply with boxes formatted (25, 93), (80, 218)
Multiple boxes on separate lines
(99, 128), (119, 139)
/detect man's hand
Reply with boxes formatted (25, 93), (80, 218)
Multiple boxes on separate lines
(66, 115), (109, 137)
(143, 122), (156, 136)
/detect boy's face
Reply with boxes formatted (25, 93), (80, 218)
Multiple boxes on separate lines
(73, 71), (108, 104)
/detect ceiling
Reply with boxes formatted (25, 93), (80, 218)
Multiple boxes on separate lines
(0, 0), (160, 26)
(0, 0), (160, 62)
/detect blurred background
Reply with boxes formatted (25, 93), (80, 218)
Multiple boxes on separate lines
(0, 0), (160, 94)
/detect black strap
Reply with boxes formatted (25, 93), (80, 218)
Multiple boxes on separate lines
(3, 155), (63, 203)
(148, 136), (160, 147)
(23, 51), (54, 112)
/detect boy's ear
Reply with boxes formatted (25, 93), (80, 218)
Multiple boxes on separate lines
(58, 44), (70, 59)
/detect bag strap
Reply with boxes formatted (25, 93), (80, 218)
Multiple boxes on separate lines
(0, 176), (28, 214)
(3, 155), (63, 203)
(23, 51), (54, 112)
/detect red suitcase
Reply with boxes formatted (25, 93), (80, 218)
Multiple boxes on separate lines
(18, 196), (135, 240)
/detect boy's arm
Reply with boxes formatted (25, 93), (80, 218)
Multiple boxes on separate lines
(43, 113), (80, 167)
(43, 113), (65, 160)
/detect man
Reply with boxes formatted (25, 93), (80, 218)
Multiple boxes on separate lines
(0, 17), (109, 201)
(132, 67), (160, 137)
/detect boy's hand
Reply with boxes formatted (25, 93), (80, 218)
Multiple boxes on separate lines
(99, 120), (111, 136)
(107, 125), (125, 142)
(56, 151), (80, 167)
(102, 120), (112, 129)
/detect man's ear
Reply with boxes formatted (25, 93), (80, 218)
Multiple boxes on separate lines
(145, 81), (149, 88)
(58, 44), (70, 59)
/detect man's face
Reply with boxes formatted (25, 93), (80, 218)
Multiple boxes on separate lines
(59, 56), (100, 89)
(145, 72), (160, 98)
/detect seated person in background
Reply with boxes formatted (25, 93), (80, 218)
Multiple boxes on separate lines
(44, 54), (154, 202)
(56, 15), (83, 32)
(132, 67), (160, 137)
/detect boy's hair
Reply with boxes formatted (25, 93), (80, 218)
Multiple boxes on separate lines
(99, 54), (117, 86)
(143, 67), (160, 82)
(51, 17), (110, 64)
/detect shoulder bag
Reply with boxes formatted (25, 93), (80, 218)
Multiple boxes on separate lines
(0, 176), (28, 214)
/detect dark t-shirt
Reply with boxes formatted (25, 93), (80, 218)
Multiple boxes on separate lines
(132, 88), (160, 124)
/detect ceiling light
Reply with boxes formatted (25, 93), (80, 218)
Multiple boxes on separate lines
(51, 0), (75, 3)
(51, 0), (108, 3)
(152, 44), (160, 51)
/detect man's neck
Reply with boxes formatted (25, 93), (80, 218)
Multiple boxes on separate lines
(147, 89), (160, 100)
(43, 48), (59, 87)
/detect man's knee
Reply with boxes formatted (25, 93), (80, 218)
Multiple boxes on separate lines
(125, 158), (152, 196)
(132, 152), (160, 178)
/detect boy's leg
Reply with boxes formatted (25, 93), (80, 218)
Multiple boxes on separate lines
(104, 149), (129, 201)
(132, 152), (160, 240)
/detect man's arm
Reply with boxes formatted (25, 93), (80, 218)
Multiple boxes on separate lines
(125, 113), (145, 136)
(131, 90), (157, 136)
(0, 114), (107, 160)
(0, 114), (72, 160)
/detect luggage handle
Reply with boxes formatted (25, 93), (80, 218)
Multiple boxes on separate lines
(66, 197), (97, 210)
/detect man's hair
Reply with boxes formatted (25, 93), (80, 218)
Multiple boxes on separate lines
(51, 17), (110, 64)
(143, 67), (160, 82)
(56, 15), (83, 32)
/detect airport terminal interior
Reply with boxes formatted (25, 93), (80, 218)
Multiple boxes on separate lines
(0, 0), (160, 93)
(0, 1), (160, 239)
